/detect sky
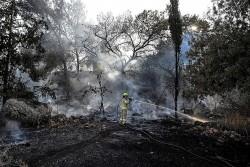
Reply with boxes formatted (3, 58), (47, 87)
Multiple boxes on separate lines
(82, 0), (213, 23)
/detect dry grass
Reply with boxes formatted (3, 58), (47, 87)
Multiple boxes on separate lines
(217, 112), (250, 135)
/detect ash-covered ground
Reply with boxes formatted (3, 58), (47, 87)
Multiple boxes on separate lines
(2, 113), (250, 167)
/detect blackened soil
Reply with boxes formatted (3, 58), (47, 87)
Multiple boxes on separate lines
(9, 118), (250, 167)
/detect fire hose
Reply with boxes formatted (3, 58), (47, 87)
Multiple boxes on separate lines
(100, 120), (231, 167)
(124, 125), (231, 167)
(115, 99), (231, 167)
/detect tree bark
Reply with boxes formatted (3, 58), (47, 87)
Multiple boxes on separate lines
(75, 48), (80, 74)
(174, 50), (179, 119)
(3, 0), (15, 105)
(62, 59), (70, 99)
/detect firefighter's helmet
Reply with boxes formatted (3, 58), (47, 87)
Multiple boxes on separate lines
(123, 92), (128, 96)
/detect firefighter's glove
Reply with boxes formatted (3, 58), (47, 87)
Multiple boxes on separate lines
(129, 98), (133, 102)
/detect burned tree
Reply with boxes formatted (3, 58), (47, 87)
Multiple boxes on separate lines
(82, 70), (111, 117)
(167, 0), (183, 118)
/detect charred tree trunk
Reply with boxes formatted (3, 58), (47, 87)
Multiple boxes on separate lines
(120, 64), (128, 91)
(55, 29), (71, 99)
(3, 56), (10, 105)
(62, 59), (70, 99)
(100, 102), (104, 117)
(174, 51), (179, 119)
(168, 0), (182, 119)
(75, 48), (80, 74)
(98, 73), (105, 117)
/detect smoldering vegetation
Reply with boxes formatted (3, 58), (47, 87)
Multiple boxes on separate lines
(0, 0), (250, 166)
(0, 0), (224, 123)
(0, 0), (249, 133)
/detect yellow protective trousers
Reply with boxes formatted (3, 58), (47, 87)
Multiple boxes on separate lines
(120, 109), (127, 124)
(120, 98), (129, 124)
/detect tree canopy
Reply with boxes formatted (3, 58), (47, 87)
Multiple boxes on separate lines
(0, 0), (47, 104)
(92, 10), (168, 73)
(186, 0), (250, 98)
(167, 0), (182, 113)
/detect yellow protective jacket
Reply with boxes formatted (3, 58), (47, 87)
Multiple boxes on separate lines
(121, 98), (130, 110)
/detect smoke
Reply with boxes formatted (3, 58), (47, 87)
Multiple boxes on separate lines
(15, 68), (55, 102)
(180, 34), (192, 65)
(131, 100), (174, 120)
(46, 36), (185, 120)
(13, 32), (196, 122)
(107, 70), (120, 81)
(4, 120), (26, 143)
(30, 3), (204, 121)
(201, 95), (222, 110)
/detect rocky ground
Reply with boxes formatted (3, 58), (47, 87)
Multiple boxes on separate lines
(1, 115), (250, 167)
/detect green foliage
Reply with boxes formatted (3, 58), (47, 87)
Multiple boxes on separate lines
(182, 14), (210, 33)
(82, 69), (111, 99)
(81, 69), (111, 116)
(167, 0), (183, 113)
(43, 51), (63, 73)
(215, 90), (250, 132)
(93, 10), (168, 73)
(0, 0), (47, 103)
(167, 0), (182, 52)
(20, 52), (45, 81)
(134, 10), (168, 41)
(186, 0), (250, 98)
(222, 90), (250, 116)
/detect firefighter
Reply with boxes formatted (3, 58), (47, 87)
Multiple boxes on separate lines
(120, 92), (132, 125)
